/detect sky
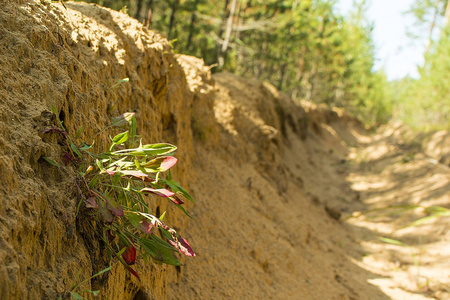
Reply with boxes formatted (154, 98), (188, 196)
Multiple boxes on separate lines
(336, 0), (427, 81)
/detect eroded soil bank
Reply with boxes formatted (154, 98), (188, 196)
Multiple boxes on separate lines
(0, 1), (449, 299)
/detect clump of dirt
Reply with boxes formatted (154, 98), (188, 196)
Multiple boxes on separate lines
(1, 1), (449, 300)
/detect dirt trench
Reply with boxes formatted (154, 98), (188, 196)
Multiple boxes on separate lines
(0, 1), (449, 300)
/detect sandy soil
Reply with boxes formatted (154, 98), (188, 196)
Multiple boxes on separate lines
(0, 1), (448, 299)
(165, 72), (450, 299)
(166, 72), (450, 299)
(345, 125), (450, 300)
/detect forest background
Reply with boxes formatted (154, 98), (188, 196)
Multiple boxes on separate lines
(76, 0), (450, 130)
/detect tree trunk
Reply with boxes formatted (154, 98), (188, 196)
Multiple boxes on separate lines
(142, 0), (154, 28)
(277, 63), (287, 90)
(425, 0), (440, 53)
(218, 0), (239, 69)
(186, 0), (200, 51)
(134, 0), (144, 20)
(218, 0), (230, 40)
(168, 0), (180, 38)
(445, 0), (450, 26)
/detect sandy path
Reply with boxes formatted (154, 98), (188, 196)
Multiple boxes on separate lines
(168, 72), (450, 299)
(344, 125), (450, 299)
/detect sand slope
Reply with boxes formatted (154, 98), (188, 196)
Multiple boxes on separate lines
(0, 1), (448, 299)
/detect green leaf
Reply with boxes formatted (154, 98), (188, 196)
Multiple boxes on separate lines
(88, 174), (99, 189)
(139, 238), (181, 266)
(112, 172), (121, 186)
(111, 112), (135, 127)
(112, 78), (129, 89)
(117, 246), (127, 256)
(69, 292), (84, 300)
(96, 159), (105, 172)
(51, 104), (58, 114)
(112, 142), (177, 157)
(70, 266), (111, 294)
(159, 227), (173, 241)
(399, 206), (450, 229)
(75, 126), (83, 140)
(162, 179), (195, 204)
(130, 116), (136, 147)
(70, 143), (83, 158)
(134, 159), (140, 169)
(379, 237), (407, 247)
(425, 206), (450, 215)
(42, 157), (60, 167)
(158, 245), (182, 266)
(127, 213), (145, 231)
(106, 157), (134, 169)
(174, 204), (193, 218)
(51, 105), (65, 130)
(112, 131), (129, 144)
(407, 215), (438, 228)
(138, 238), (159, 257)
(79, 143), (93, 151)
(151, 234), (178, 252)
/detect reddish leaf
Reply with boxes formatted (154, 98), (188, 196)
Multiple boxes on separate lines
(179, 238), (196, 256)
(139, 219), (154, 235)
(160, 156), (177, 171)
(169, 234), (196, 257)
(106, 230), (115, 244)
(106, 198), (124, 216)
(121, 246), (137, 265)
(105, 169), (116, 175)
(140, 188), (174, 198)
(151, 218), (164, 228)
(128, 214), (154, 234)
(121, 170), (148, 179)
(63, 153), (80, 165)
(43, 127), (67, 136)
(144, 156), (178, 172)
(98, 201), (114, 223)
(125, 265), (140, 280)
(169, 195), (184, 205)
(85, 197), (97, 209)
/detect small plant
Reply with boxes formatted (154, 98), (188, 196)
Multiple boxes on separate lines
(353, 204), (450, 289)
(44, 107), (196, 280)
(106, 78), (129, 112)
(58, 266), (112, 300)
(351, 204), (450, 228)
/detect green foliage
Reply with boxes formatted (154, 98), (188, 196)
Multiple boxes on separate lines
(57, 266), (111, 300)
(406, 0), (448, 40)
(44, 108), (196, 281)
(75, 0), (391, 126)
(356, 204), (449, 273)
(393, 2), (450, 131)
(354, 204), (450, 229)
(70, 266), (111, 300)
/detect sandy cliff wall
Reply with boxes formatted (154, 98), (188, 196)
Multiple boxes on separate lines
(0, 1), (391, 300)
(0, 1), (201, 298)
